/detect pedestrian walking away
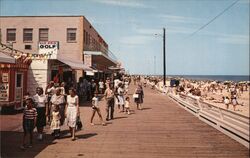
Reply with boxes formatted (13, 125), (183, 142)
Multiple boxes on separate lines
(124, 79), (129, 94)
(45, 81), (56, 123)
(134, 84), (144, 110)
(98, 79), (104, 94)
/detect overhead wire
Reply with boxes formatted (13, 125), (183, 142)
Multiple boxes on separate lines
(186, 0), (240, 38)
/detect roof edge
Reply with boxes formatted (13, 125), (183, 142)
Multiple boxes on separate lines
(0, 15), (85, 18)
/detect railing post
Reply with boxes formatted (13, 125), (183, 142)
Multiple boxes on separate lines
(219, 108), (224, 121)
(197, 98), (201, 110)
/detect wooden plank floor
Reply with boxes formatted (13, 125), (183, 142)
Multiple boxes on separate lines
(1, 85), (249, 158)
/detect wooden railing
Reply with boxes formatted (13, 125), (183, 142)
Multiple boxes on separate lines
(167, 92), (249, 148)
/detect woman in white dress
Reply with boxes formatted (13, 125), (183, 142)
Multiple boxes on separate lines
(65, 88), (79, 141)
(33, 87), (47, 140)
(117, 83), (125, 112)
(124, 79), (129, 94)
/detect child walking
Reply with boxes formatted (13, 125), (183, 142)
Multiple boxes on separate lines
(124, 96), (130, 115)
(20, 98), (37, 149)
(90, 93), (106, 126)
(50, 105), (61, 139)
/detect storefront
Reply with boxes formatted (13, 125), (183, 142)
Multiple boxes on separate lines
(27, 41), (93, 95)
(83, 51), (118, 80)
(0, 52), (31, 111)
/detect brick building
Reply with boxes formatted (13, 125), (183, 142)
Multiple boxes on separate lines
(0, 16), (117, 96)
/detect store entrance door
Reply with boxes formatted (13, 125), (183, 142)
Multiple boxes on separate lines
(15, 73), (23, 110)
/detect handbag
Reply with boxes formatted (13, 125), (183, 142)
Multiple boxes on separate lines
(133, 94), (139, 98)
(76, 116), (83, 130)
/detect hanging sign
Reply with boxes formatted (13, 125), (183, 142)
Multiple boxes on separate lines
(0, 83), (9, 101)
(2, 73), (9, 83)
(86, 71), (94, 76)
(38, 41), (59, 59)
(84, 54), (92, 67)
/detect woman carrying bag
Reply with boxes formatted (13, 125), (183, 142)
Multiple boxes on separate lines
(134, 84), (144, 110)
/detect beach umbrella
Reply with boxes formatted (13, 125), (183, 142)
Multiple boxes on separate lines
(108, 66), (121, 70)
(238, 81), (246, 84)
(211, 81), (217, 85)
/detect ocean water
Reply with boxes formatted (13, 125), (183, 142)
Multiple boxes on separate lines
(168, 75), (250, 82)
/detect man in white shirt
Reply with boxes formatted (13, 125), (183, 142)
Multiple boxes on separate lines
(98, 79), (104, 94)
(114, 78), (121, 89)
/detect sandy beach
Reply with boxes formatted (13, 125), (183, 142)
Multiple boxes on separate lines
(153, 79), (249, 117)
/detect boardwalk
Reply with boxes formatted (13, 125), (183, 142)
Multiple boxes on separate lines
(1, 85), (249, 158)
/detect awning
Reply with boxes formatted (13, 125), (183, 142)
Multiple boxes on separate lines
(84, 51), (118, 65)
(86, 71), (95, 76)
(108, 66), (121, 70)
(57, 56), (93, 71)
(0, 52), (15, 63)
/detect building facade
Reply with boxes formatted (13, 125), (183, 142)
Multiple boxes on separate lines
(0, 16), (117, 95)
(0, 44), (32, 110)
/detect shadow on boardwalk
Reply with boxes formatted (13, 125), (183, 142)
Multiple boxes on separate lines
(1, 131), (55, 158)
(1, 84), (249, 158)
(0, 130), (97, 158)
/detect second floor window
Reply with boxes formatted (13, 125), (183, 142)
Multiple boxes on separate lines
(84, 30), (86, 44)
(0, 29), (2, 43)
(67, 28), (77, 42)
(39, 28), (49, 41)
(23, 28), (33, 42)
(7, 29), (16, 42)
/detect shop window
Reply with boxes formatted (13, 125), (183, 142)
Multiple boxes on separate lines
(7, 29), (16, 42)
(84, 30), (86, 44)
(23, 28), (33, 42)
(67, 28), (77, 42)
(0, 29), (2, 43)
(16, 74), (22, 88)
(88, 34), (90, 45)
(86, 32), (88, 45)
(85, 31), (89, 45)
(39, 28), (49, 41)
(25, 44), (32, 50)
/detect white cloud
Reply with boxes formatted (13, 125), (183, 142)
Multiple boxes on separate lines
(217, 34), (249, 45)
(167, 26), (195, 34)
(119, 35), (154, 45)
(134, 26), (249, 46)
(196, 30), (249, 45)
(87, 16), (111, 25)
(136, 28), (162, 36)
(159, 14), (204, 24)
(92, 0), (153, 8)
(135, 27), (195, 35)
(239, 0), (250, 4)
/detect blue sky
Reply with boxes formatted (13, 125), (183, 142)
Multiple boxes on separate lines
(0, 0), (249, 75)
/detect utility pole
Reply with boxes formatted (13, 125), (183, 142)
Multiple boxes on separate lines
(154, 55), (156, 75)
(163, 28), (166, 86)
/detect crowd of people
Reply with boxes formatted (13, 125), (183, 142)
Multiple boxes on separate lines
(142, 76), (249, 112)
(173, 79), (249, 111)
(20, 75), (145, 150)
